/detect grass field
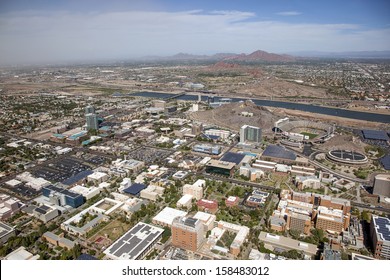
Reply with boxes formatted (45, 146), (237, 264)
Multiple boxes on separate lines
(89, 219), (133, 242)
(301, 132), (318, 139)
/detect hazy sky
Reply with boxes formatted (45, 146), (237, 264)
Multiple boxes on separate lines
(0, 0), (389, 65)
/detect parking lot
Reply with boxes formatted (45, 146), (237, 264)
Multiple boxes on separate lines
(31, 157), (91, 183)
(128, 147), (173, 164)
(82, 155), (110, 166)
(2, 183), (41, 200)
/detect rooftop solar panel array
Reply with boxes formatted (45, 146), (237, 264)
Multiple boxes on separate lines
(104, 222), (163, 260)
(380, 155), (390, 170)
(253, 190), (269, 197)
(362, 130), (389, 141)
(62, 170), (93, 186)
(40, 205), (50, 211)
(220, 152), (246, 164)
(34, 207), (48, 215)
(374, 216), (390, 242)
(183, 217), (198, 228)
(123, 183), (147, 195)
(248, 196), (263, 203)
(262, 145), (296, 161)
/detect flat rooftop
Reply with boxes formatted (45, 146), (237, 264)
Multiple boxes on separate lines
(259, 231), (318, 256)
(0, 222), (14, 238)
(104, 222), (163, 260)
(220, 152), (246, 165)
(206, 159), (236, 169)
(262, 145), (296, 161)
(4, 246), (39, 260)
(152, 207), (187, 226)
(372, 215), (390, 242)
(193, 211), (215, 222)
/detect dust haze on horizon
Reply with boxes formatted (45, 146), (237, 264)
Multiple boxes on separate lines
(0, 0), (390, 65)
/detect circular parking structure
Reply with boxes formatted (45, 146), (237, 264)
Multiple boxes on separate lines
(327, 149), (368, 165)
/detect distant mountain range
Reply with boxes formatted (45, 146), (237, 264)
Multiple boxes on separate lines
(142, 50), (295, 62)
(223, 50), (295, 62)
(141, 49), (390, 62)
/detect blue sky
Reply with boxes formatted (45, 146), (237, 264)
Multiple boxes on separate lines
(0, 0), (389, 64)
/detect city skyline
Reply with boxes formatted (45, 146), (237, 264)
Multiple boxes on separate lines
(0, 0), (389, 65)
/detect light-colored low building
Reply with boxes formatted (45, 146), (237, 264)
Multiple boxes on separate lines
(99, 182), (110, 189)
(217, 221), (249, 256)
(5, 179), (22, 188)
(291, 165), (316, 177)
(33, 204), (59, 223)
(193, 211), (216, 231)
(121, 197), (145, 214)
(177, 194), (193, 209)
(111, 192), (130, 202)
(110, 159), (145, 177)
(16, 172), (51, 190)
(295, 175), (321, 190)
(152, 207), (187, 228)
(239, 165), (264, 181)
(62, 211), (107, 237)
(42, 231), (75, 250)
(0, 194), (23, 221)
(87, 171), (108, 184)
(90, 198), (124, 215)
(4, 246), (40, 260)
(70, 185), (100, 200)
(319, 172), (336, 184)
(333, 178), (355, 190)
(259, 231), (318, 257)
(118, 178), (132, 192)
(140, 185), (164, 201)
(61, 198), (123, 236)
(172, 171), (189, 180)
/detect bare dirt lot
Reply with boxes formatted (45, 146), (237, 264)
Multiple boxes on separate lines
(189, 100), (278, 132)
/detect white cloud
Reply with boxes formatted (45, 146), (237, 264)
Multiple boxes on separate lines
(276, 11), (302, 16)
(0, 9), (389, 65)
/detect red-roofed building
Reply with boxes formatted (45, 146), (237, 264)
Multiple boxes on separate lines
(197, 199), (218, 214)
(225, 196), (239, 207)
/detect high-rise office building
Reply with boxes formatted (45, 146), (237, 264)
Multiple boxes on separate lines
(240, 125), (262, 144)
(86, 113), (98, 130)
(172, 217), (204, 251)
(85, 105), (95, 115)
